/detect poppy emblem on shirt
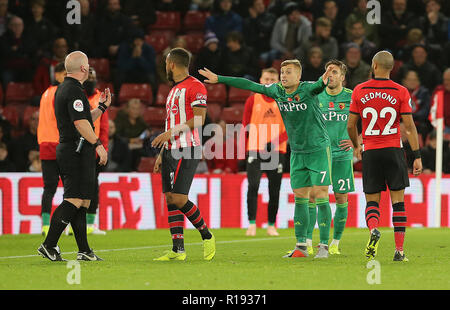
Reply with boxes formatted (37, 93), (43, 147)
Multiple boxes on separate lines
(339, 102), (345, 110)
(329, 101), (334, 109)
(287, 97), (293, 102)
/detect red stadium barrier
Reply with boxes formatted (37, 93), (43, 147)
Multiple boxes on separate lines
(0, 173), (449, 234)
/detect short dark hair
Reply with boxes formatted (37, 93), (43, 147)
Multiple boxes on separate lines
(325, 59), (347, 76)
(226, 31), (243, 44)
(0, 142), (7, 150)
(55, 62), (66, 73)
(167, 47), (192, 68)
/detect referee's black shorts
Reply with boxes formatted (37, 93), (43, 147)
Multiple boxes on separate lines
(362, 147), (410, 194)
(161, 146), (201, 195)
(56, 141), (96, 200)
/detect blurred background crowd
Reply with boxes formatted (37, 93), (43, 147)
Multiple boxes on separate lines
(0, 0), (449, 174)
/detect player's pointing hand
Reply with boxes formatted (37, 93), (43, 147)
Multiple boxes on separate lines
(198, 68), (218, 84)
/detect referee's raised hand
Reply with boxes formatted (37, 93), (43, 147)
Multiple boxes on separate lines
(99, 88), (112, 108)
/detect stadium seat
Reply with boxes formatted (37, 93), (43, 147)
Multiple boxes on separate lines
(143, 106), (166, 127)
(391, 60), (403, 80)
(149, 11), (181, 32)
(0, 105), (19, 127)
(5, 82), (34, 104)
(145, 34), (170, 54)
(138, 156), (157, 172)
(228, 87), (252, 105)
(0, 85), (3, 105)
(222, 106), (244, 124)
(147, 30), (176, 45)
(107, 106), (118, 121)
(180, 33), (204, 54)
(183, 11), (210, 31)
(22, 106), (39, 129)
(89, 58), (110, 81)
(118, 83), (153, 105)
(207, 103), (222, 122)
(156, 83), (171, 106)
(271, 59), (282, 72)
(205, 84), (227, 105)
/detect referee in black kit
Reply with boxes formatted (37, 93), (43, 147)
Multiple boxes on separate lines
(37, 51), (111, 261)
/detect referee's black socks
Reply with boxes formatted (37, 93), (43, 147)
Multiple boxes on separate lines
(71, 207), (91, 253)
(43, 200), (78, 248)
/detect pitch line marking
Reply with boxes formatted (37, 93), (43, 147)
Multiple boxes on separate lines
(0, 236), (293, 260)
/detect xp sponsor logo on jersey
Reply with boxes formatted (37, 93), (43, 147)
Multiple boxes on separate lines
(278, 101), (307, 112)
(322, 111), (348, 122)
(73, 99), (83, 112)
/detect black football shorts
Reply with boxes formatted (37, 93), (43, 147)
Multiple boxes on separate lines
(161, 147), (201, 195)
(56, 141), (96, 200)
(362, 147), (410, 194)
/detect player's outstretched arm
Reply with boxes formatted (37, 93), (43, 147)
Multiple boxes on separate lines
(198, 67), (277, 98)
(401, 114), (423, 176)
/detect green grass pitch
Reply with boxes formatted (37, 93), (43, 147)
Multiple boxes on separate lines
(0, 228), (449, 290)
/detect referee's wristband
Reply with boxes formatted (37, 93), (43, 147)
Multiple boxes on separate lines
(412, 149), (421, 159)
(93, 138), (102, 148)
(98, 102), (108, 113)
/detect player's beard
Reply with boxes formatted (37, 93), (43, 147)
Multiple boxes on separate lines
(167, 69), (174, 83)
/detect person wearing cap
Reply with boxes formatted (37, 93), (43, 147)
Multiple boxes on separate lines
(193, 32), (222, 80)
(342, 42), (370, 89)
(116, 28), (156, 94)
(270, 1), (312, 60)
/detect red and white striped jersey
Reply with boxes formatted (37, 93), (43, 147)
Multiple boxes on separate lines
(165, 76), (207, 149)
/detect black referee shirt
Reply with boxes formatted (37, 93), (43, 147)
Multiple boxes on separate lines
(54, 76), (94, 143)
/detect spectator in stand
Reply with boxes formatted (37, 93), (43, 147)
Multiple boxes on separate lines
(11, 110), (39, 172)
(322, 0), (346, 43)
(342, 43), (370, 89)
(402, 70), (432, 138)
(205, 119), (239, 174)
(299, 17), (338, 63)
(243, 0), (277, 66)
(116, 28), (156, 95)
(220, 31), (259, 81)
(156, 36), (187, 85)
(114, 98), (148, 171)
(25, 0), (58, 61)
(430, 68), (450, 135)
(205, 0), (243, 46)
(345, 0), (379, 46)
(104, 119), (132, 172)
(301, 46), (324, 82)
(32, 37), (68, 96)
(121, 0), (156, 30)
(156, 0), (191, 12)
(191, 0), (214, 11)
(63, 0), (96, 56)
(419, 0), (448, 57)
(193, 32), (221, 81)
(397, 28), (425, 64)
(0, 142), (15, 172)
(379, 0), (419, 53)
(341, 20), (377, 64)
(94, 0), (133, 59)
(0, 0), (13, 37)
(421, 130), (450, 174)
(28, 149), (41, 172)
(0, 16), (36, 87)
(0, 116), (11, 152)
(270, 2), (312, 61)
(441, 41), (450, 69)
(397, 44), (442, 92)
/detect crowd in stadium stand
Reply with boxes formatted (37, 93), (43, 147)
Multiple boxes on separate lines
(0, 0), (449, 174)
